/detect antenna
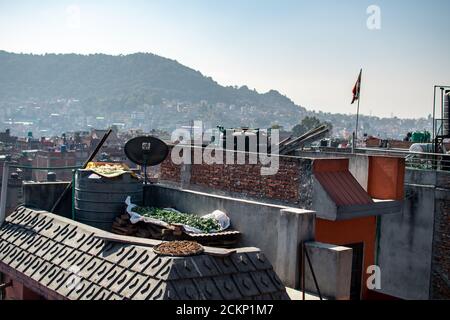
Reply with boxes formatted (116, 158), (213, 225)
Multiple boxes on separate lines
(124, 136), (169, 185)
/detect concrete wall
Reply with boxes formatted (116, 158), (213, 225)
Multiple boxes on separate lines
(377, 183), (435, 299)
(431, 189), (450, 299)
(377, 168), (450, 300)
(22, 181), (72, 218)
(145, 184), (315, 288)
(349, 155), (369, 191)
(3, 179), (22, 216)
(304, 242), (353, 300)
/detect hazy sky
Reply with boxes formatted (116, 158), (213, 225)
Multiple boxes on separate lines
(0, 0), (449, 118)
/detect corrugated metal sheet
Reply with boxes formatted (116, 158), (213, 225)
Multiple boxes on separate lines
(315, 171), (373, 206)
(0, 206), (289, 300)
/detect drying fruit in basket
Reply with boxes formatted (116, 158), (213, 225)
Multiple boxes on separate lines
(153, 241), (204, 256)
(86, 162), (137, 178)
(131, 206), (221, 233)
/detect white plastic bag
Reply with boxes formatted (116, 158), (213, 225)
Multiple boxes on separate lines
(201, 210), (230, 230)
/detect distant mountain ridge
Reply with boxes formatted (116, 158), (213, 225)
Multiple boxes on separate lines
(0, 51), (304, 127)
(0, 51), (431, 137)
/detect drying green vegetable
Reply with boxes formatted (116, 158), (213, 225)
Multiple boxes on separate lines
(131, 206), (221, 233)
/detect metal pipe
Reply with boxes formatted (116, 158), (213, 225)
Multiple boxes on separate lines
(51, 129), (112, 213)
(356, 147), (446, 157)
(71, 170), (76, 221)
(302, 242), (305, 300)
(0, 161), (10, 226)
(432, 86), (436, 152)
(442, 88), (446, 138)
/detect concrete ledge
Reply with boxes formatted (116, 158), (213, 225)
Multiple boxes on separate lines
(304, 242), (353, 300)
(277, 208), (315, 288)
(335, 199), (404, 221)
(405, 169), (437, 186)
(146, 184), (316, 288)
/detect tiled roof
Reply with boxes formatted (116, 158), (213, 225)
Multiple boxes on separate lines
(0, 207), (289, 300)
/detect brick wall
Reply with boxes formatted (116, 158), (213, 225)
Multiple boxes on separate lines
(160, 155), (182, 182)
(32, 150), (77, 181)
(191, 156), (301, 203)
(431, 200), (450, 299)
(158, 146), (313, 206)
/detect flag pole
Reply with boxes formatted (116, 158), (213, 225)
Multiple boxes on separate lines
(355, 94), (361, 140)
(355, 69), (362, 149)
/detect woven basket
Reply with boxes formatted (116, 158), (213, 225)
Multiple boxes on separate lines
(153, 241), (204, 257)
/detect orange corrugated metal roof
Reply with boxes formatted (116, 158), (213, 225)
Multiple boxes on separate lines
(315, 171), (373, 206)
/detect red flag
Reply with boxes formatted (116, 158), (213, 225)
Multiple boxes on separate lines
(351, 69), (362, 104)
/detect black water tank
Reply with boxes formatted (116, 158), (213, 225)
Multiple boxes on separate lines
(74, 170), (143, 231)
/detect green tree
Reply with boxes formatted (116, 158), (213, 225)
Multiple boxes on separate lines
(271, 124), (284, 130)
(292, 116), (321, 137)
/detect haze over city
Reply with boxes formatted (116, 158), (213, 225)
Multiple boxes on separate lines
(1, 0), (449, 118)
(1, 0), (450, 305)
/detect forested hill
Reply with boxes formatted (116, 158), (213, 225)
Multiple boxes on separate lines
(0, 51), (430, 137)
(0, 51), (304, 125)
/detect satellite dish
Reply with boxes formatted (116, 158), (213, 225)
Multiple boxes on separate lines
(124, 136), (169, 184)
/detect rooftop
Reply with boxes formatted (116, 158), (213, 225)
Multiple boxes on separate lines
(0, 206), (289, 300)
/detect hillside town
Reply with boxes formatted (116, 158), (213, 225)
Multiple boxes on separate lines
(0, 0), (449, 310)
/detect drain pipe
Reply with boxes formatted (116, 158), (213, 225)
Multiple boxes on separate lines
(0, 161), (10, 226)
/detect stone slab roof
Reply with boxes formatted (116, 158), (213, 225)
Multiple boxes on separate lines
(0, 206), (289, 300)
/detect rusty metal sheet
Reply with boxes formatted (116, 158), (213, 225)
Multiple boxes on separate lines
(315, 171), (373, 206)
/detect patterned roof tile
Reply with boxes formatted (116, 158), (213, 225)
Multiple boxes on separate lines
(0, 206), (290, 300)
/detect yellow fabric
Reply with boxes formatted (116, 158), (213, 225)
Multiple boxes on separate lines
(86, 162), (137, 178)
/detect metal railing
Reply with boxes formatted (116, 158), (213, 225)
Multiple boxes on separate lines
(355, 147), (450, 171)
